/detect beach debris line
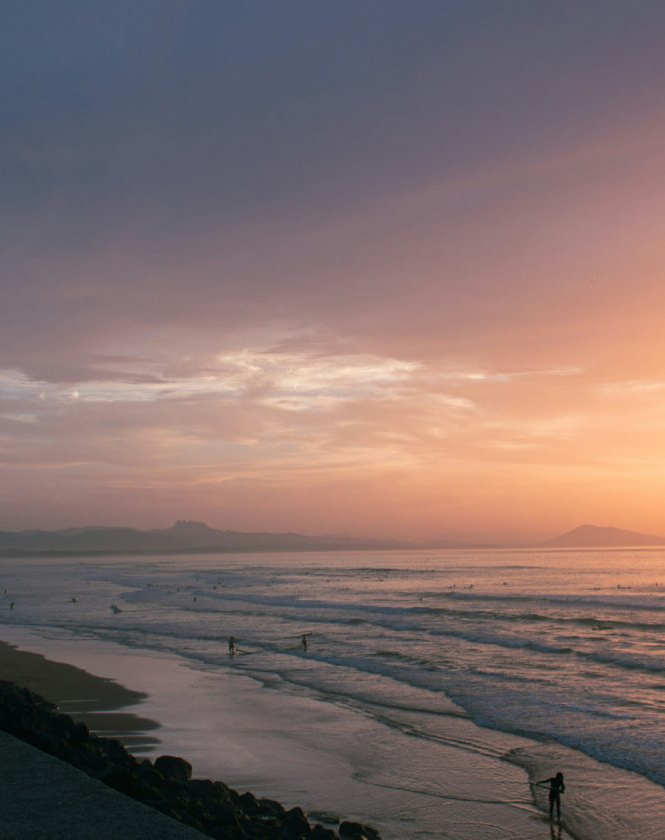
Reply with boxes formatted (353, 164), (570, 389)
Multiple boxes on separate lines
(0, 680), (383, 840)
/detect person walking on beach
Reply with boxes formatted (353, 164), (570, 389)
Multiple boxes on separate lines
(534, 772), (565, 821)
(228, 636), (237, 656)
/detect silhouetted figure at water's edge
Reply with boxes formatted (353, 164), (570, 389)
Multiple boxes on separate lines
(534, 772), (565, 821)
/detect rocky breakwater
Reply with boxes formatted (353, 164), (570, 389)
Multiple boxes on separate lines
(0, 681), (382, 840)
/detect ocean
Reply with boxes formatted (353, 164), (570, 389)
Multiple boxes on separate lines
(2, 547), (665, 839)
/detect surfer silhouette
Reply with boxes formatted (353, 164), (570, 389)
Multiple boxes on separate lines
(535, 772), (565, 821)
(228, 635), (237, 656)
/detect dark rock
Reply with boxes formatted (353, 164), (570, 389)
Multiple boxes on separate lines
(238, 790), (259, 814)
(0, 679), (385, 840)
(65, 746), (112, 774)
(208, 825), (243, 840)
(136, 760), (165, 788)
(284, 805), (311, 834)
(339, 821), (382, 840)
(253, 814), (282, 829)
(189, 778), (231, 804)
(101, 767), (164, 802)
(154, 754), (193, 782)
(153, 801), (181, 821)
(16, 728), (65, 755)
(71, 721), (89, 743)
(101, 735), (134, 765)
(311, 827), (338, 839)
(256, 797), (285, 816)
(56, 713), (77, 734)
(207, 802), (242, 829)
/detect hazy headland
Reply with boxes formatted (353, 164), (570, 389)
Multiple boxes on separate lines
(1, 520), (664, 557)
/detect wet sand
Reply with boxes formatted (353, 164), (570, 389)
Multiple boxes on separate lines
(0, 633), (576, 840)
(0, 640), (159, 749)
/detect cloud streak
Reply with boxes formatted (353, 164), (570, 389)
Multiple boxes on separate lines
(2, 3), (665, 537)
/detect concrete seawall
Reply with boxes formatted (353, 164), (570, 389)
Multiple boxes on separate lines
(0, 731), (203, 840)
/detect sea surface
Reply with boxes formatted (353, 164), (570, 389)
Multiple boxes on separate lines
(3, 547), (665, 839)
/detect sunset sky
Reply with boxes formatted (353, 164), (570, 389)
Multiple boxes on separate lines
(2, 2), (665, 540)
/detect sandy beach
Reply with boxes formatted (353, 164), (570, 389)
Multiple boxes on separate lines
(0, 637), (380, 839)
(0, 628), (572, 840)
(0, 639), (160, 750)
(6, 546), (665, 840)
(6, 618), (665, 840)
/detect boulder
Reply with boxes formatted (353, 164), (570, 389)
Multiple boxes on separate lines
(71, 721), (89, 743)
(238, 790), (259, 814)
(189, 778), (232, 805)
(135, 759), (165, 788)
(311, 827), (338, 839)
(101, 767), (164, 802)
(256, 796), (285, 816)
(339, 821), (382, 840)
(154, 754), (193, 782)
(0, 680), (385, 840)
(283, 805), (311, 834)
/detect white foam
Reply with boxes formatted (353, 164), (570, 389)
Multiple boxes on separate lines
(4, 546), (665, 838)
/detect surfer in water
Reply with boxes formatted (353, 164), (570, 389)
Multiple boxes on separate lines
(228, 635), (237, 656)
(534, 772), (565, 821)
(301, 634), (308, 651)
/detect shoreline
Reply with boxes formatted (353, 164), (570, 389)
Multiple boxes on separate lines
(0, 639), (160, 749)
(0, 630), (571, 840)
(0, 638), (380, 840)
(10, 632), (665, 840)
(5, 551), (665, 839)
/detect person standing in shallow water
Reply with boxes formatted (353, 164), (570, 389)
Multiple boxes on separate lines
(534, 772), (565, 821)
(228, 636), (237, 656)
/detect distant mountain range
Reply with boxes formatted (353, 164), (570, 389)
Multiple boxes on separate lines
(540, 524), (665, 548)
(0, 520), (663, 557)
(0, 520), (405, 556)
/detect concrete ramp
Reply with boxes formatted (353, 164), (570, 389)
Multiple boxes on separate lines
(0, 731), (203, 839)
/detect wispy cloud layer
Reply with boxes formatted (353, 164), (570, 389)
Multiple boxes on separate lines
(2, 3), (665, 537)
